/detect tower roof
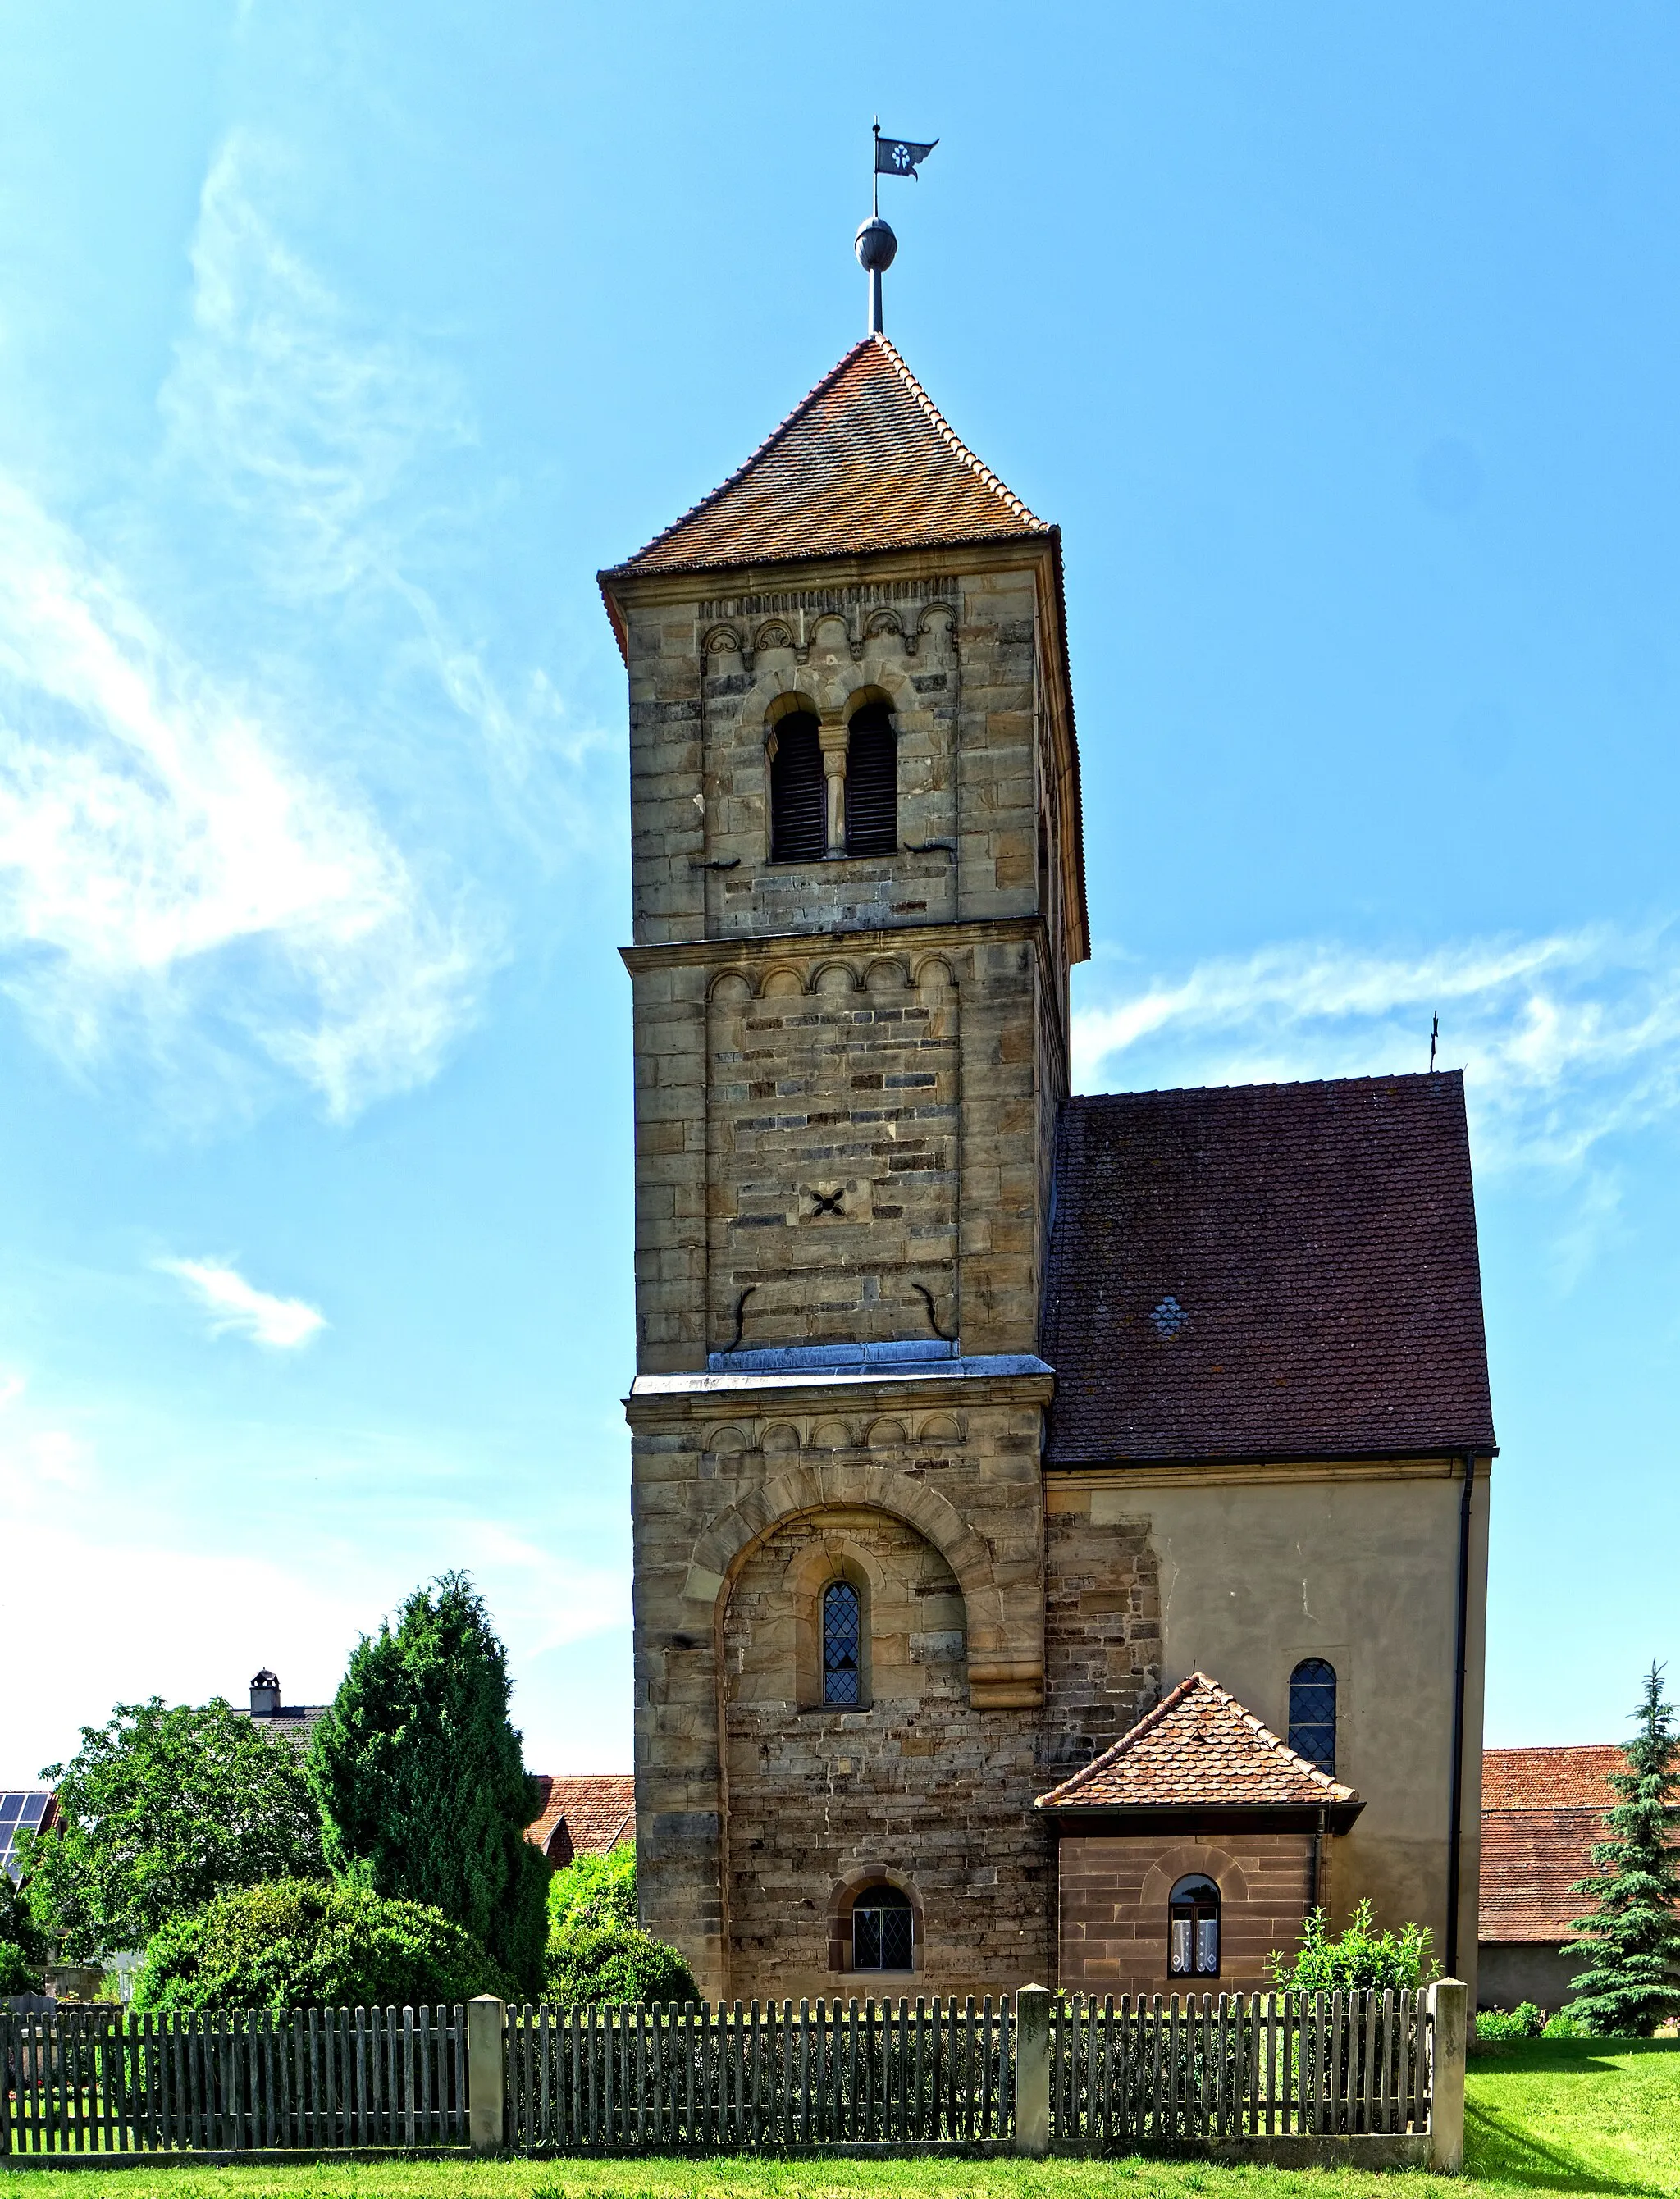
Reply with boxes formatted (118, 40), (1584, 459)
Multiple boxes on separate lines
(1036, 1672), (1361, 1816)
(605, 335), (1052, 578)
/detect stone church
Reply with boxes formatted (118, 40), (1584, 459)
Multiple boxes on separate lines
(598, 328), (1495, 2007)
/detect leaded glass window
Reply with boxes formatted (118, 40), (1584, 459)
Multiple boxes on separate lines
(1288, 1658), (1337, 1774)
(1167, 1873), (1220, 1977)
(853, 1884), (913, 1971)
(822, 1579), (862, 1707)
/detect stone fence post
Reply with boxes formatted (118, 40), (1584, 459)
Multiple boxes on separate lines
(1013, 1985), (1051, 2157)
(1426, 1978), (1468, 2174)
(467, 1994), (507, 2155)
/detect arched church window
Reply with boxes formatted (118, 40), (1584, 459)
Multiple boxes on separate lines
(1168, 1873), (1220, 1978)
(769, 711), (825, 862)
(1288, 1658), (1337, 1774)
(852, 1882), (913, 1971)
(844, 702), (897, 856)
(822, 1579), (862, 1707)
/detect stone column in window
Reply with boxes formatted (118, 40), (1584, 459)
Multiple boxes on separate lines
(818, 714), (848, 856)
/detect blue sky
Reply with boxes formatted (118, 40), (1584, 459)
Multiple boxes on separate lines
(1, 2), (1674, 1784)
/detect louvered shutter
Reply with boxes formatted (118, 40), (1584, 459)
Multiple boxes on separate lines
(844, 706), (897, 855)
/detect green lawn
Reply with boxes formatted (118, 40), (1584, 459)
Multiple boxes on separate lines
(2, 2039), (1674, 2199)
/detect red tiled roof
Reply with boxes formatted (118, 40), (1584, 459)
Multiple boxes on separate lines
(605, 336), (1051, 578)
(1482, 1746), (1622, 1810)
(1479, 1810), (1608, 1944)
(1042, 1074), (1495, 1464)
(525, 1775), (635, 1866)
(1036, 1672), (1359, 1813)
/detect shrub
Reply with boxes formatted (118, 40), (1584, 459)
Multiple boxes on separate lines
(0, 1940), (43, 1995)
(132, 1879), (512, 2012)
(1267, 1900), (1440, 1993)
(1542, 2009), (1584, 2037)
(0, 1868), (47, 1992)
(1476, 2002), (1545, 2041)
(544, 1919), (699, 2007)
(548, 1845), (637, 1933)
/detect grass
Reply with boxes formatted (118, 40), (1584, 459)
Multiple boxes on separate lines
(1, 2039), (1674, 2199)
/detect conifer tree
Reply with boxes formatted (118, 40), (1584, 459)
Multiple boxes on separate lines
(1563, 1660), (1680, 2036)
(306, 1574), (550, 1993)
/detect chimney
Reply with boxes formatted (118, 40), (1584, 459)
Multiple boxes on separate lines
(249, 1669), (281, 1718)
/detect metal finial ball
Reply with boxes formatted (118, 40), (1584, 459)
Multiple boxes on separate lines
(855, 217), (897, 274)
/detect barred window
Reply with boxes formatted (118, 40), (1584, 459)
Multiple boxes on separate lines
(1288, 1658), (1337, 1774)
(852, 1883), (913, 1971)
(822, 1579), (862, 1707)
(1168, 1873), (1220, 1978)
(844, 702), (897, 856)
(769, 711), (825, 861)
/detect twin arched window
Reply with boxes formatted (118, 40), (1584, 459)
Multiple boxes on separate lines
(1288, 1658), (1337, 1774)
(1168, 1874), (1220, 1978)
(768, 705), (897, 861)
(822, 1579), (862, 1707)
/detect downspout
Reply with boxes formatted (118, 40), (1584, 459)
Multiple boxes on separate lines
(1310, 1804), (1326, 1912)
(1445, 1450), (1476, 1976)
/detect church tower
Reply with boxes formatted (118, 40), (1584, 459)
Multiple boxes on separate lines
(600, 333), (1086, 2001)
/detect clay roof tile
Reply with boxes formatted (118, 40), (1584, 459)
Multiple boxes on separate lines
(1036, 1672), (1359, 1813)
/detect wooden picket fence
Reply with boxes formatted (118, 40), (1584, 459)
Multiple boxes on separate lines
(505, 1996), (1014, 2150)
(1048, 1989), (1431, 2147)
(0, 2005), (468, 2156)
(1, 1989), (1435, 2160)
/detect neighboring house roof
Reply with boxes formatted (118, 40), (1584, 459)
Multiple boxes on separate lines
(1042, 1073), (1495, 1465)
(0, 1791), (56, 1883)
(604, 335), (1051, 580)
(1480, 1809), (1608, 1945)
(526, 1775), (636, 1866)
(1479, 1745), (1624, 1945)
(1036, 1672), (1360, 1818)
(236, 1705), (330, 1754)
(1482, 1746), (1623, 1810)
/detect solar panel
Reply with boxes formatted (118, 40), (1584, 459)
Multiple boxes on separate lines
(1, 1791), (52, 1882)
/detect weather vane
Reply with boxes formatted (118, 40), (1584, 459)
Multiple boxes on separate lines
(855, 120), (938, 337)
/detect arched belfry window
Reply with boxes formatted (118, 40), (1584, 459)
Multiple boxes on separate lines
(769, 711), (825, 862)
(844, 702), (897, 856)
(1289, 1658), (1337, 1774)
(852, 1883), (913, 1971)
(1168, 1873), (1220, 1978)
(822, 1579), (862, 1706)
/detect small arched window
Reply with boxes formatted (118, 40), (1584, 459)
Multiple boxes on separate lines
(1289, 1658), (1337, 1774)
(1168, 1873), (1220, 1978)
(844, 702), (897, 856)
(769, 711), (825, 862)
(822, 1580), (862, 1707)
(852, 1882), (913, 1971)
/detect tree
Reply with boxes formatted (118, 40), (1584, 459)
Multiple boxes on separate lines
(542, 1843), (696, 2005)
(307, 1573), (550, 1994)
(133, 1880), (512, 2012)
(547, 1845), (637, 1933)
(1564, 1660), (1680, 2037)
(0, 1865), (49, 1993)
(21, 1698), (325, 1962)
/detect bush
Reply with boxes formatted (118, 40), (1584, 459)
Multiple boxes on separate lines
(548, 1845), (637, 1934)
(132, 1879), (513, 2012)
(1267, 1900), (1440, 1994)
(1476, 2002), (1546, 2041)
(544, 1920), (699, 2007)
(0, 1939), (43, 1995)
(1542, 2009), (1585, 2037)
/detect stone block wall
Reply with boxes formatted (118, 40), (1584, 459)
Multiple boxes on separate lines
(722, 1503), (1049, 2001)
(1057, 1832), (1316, 1996)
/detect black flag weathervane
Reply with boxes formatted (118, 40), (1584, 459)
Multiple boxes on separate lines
(858, 121), (938, 335)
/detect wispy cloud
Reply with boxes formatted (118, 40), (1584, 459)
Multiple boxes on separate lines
(161, 131), (608, 851)
(158, 1257), (326, 1349)
(1073, 922), (1680, 1175)
(0, 471), (488, 1119)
